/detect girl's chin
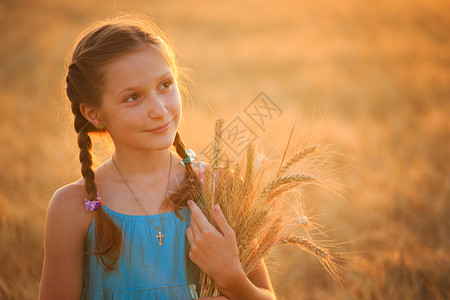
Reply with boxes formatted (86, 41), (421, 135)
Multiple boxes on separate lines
(145, 134), (177, 150)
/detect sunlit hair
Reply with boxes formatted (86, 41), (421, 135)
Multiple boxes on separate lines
(65, 12), (202, 272)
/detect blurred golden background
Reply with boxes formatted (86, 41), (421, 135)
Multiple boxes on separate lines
(0, 0), (449, 299)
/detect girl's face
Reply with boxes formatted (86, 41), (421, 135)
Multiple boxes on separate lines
(99, 47), (182, 152)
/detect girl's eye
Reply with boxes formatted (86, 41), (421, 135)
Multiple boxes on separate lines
(125, 94), (140, 102)
(161, 81), (172, 89)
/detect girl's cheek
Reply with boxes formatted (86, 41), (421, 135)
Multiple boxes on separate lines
(166, 97), (181, 115)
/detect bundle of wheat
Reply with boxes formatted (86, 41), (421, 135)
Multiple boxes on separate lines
(193, 118), (341, 297)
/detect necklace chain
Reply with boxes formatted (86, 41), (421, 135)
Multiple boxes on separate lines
(112, 151), (172, 246)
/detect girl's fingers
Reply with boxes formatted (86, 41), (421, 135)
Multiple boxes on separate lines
(188, 200), (214, 232)
(186, 226), (194, 243)
(190, 210), (201, 238)
(212, 204), (234, 239)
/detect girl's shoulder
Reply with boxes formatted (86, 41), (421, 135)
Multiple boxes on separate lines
(46, 179), (96, 237)
(41, 180), (94, 292)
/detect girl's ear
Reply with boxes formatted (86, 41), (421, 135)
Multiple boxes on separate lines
(79, 103), (102, 128)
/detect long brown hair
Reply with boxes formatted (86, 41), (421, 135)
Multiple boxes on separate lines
(65, 13), (203, 271)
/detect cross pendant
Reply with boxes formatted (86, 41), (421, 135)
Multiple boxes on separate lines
(156, 230), (165, 246)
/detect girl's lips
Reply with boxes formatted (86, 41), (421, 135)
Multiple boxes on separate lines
(146, 121), (171, 133)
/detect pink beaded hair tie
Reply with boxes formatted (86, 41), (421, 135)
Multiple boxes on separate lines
(84, 193), (103, 211)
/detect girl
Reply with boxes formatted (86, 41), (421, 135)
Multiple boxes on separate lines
(39, 13), (276, 300)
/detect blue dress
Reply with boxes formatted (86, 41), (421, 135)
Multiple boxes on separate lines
(81, 205), (199, 299)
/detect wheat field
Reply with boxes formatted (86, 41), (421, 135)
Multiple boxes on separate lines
(0, 0), (449, 299)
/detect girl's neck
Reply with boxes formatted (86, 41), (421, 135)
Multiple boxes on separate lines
(111, 147), (173, 184)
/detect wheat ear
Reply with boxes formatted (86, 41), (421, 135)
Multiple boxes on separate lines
(278, 234), (342, 284)
(243, 143), (255, 195)
(278, 234), (329, 258)
(211, 118), (224, 172)
(276, 144), (319, 177)
(260, 174), (316, 200)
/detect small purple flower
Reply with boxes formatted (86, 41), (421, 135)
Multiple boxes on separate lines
(84, 193), (102, 211)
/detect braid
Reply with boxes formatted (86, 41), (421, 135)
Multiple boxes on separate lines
(173, 130), (197, 180)
(72, 103), (98, 202)
(173, 130), (187, 159)
(72, 102), (122, 272)
(171, 131), (204, 211)
(67, 69), (99, 204)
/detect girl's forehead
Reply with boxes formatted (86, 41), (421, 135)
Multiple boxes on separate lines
(101, 48), (173, 96)
(104, 47), (171, 79)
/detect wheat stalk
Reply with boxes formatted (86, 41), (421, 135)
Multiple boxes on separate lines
(196, 118), (341, 296)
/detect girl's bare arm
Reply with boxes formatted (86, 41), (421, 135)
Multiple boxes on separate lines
(39, 184), (91, 300)
(247, 259), (276, 298)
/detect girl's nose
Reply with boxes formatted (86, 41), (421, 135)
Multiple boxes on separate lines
(146, 94), (168, 119)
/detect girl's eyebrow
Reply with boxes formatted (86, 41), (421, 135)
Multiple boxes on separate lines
(114, 70), (173, 98)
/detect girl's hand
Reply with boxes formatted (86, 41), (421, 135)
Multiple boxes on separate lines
(186, 200), (244, 292)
